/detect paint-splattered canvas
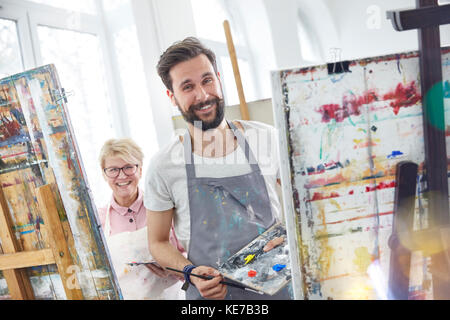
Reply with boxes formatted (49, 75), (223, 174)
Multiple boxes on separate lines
(271, 48), (450, 300)
(0, 65), (119, 300)
(218, 223), (291, 295)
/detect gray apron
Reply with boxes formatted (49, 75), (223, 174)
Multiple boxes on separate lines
(183, 121), (292, 300)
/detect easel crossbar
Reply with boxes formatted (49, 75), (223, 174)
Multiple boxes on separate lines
(0, 249), (55, 271)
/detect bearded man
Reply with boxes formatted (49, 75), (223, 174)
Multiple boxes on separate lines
(144, 37), (292, 300)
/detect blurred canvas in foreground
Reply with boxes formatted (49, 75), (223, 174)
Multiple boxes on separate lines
(0, 65), (119, 300)
(271, 48), (450, 299)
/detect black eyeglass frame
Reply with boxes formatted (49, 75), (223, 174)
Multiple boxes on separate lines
(103, 164), (139, 178)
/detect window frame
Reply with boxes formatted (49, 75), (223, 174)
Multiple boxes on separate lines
(0, 0), (130, 138)
(0, 2), (36, 71)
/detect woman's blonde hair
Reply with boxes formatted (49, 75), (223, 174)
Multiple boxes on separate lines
(99, 138), (144, 169)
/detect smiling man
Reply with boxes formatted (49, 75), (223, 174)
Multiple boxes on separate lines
(144, 37), (292, 300)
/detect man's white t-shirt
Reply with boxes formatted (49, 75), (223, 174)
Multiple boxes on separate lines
(143, 120), (282, 252)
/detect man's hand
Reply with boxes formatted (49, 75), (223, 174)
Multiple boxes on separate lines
(190, 266), (227, 300)
(263, 236), (286, 252)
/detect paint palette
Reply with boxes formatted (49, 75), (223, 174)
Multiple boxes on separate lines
(218, 223), (291, 296)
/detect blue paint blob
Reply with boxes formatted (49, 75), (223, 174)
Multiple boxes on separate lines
(272, 264), (286, 272)
(387, 150), (403, 159)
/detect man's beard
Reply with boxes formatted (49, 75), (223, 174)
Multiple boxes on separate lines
(177, 97), (225, 131)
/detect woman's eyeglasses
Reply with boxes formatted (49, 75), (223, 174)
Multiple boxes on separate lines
(103, 164), (138, 178)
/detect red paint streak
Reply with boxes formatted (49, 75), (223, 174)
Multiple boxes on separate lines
(305, 174), (346, 189)
(1, 151), (28, 159)
(353, 140), (378, 149)
(318, 90), (378, 123)
(309, 192), (340, 202)
(308, 168), (325, 176)
(317, 81), (421, 122)
(326, 210), (393, 226)
(365, 181), (396, 192)
(319, 273), (351, 282)
(382, 81), (421, 115)
(318, 104), (343, 122)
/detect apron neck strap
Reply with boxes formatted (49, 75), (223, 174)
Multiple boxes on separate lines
(104, 204), (113, 237)
(183, 120), (260, 179)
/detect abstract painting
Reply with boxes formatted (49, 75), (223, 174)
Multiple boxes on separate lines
(0, 65), (119, 300)
(271, 48), (450, 300)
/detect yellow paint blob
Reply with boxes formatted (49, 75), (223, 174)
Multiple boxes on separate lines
(244, 254), (255, 265)
(353, 247), (372, 273)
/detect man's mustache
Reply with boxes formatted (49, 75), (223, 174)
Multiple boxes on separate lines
(190, 98), (222, 111)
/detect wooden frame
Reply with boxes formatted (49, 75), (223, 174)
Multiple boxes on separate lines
(0, 184), (83, 300)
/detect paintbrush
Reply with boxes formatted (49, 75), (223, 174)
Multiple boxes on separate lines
(126, 261), (160, 267)
(165, 267), (265, 295)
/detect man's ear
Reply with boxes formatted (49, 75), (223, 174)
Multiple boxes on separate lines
(167, 90), (177, 106)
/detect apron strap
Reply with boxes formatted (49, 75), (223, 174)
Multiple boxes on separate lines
(183, 130), (196, 179)
(182, 121), (261, 178)
(104, 204), (113, 237)
(227, 120), (260, 172)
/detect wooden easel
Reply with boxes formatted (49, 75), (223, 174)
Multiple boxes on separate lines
(223, 20), (250, 121)
(0, 184), (83, 300)
(387, 0), (450, 299)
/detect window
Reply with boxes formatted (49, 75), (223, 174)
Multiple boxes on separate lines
(0, 0), (157, 208)
(0, 18), (23, 78)
(189, 0), (258, 107)
(26, 0), (97, 15)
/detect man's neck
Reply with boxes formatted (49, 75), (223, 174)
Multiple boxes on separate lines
(188, 119), (237, 158)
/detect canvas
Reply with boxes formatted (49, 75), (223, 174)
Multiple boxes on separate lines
(0, 65), (119, 300)
(271, 48), (450, 300)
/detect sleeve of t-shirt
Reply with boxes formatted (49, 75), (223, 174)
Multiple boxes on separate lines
(143, 156), (175, 212)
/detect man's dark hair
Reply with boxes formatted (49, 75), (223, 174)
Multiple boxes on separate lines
(157, 37), (218, 92)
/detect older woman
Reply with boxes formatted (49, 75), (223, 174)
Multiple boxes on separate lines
(98, 138), (185, 300)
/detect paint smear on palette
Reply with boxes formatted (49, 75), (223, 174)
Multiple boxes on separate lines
(218, 223), (291, 296)
(317, 81), (421, 122)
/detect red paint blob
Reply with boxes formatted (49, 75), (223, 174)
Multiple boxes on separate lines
(248, 270), (257, 277)
(382, 81), (421, 115)
(317, 81), (421, 123)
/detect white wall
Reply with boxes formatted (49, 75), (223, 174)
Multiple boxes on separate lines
(130, 0), (199, 149)
(130, 0), (450, 146)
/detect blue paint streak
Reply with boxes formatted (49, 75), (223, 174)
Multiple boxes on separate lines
(387, 150), (404, 159)
(20, 230), (35, 235)
(444, 81), (450, 99)
(272, 264), (286, 272)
